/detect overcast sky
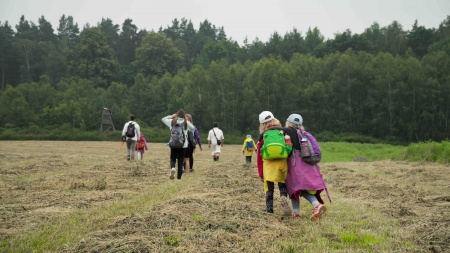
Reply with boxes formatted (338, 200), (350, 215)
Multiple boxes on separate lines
(1, 0), (449, 44)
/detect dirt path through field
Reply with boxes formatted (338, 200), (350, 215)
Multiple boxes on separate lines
(0, 141), (448, 252)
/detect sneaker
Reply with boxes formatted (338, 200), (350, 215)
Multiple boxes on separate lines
(169, 168), (176, 180)
(280, 196), (292, 216)
(310, 204), (326, 221)
(190, 169), (194, 172)
(293, 214), (300, 219)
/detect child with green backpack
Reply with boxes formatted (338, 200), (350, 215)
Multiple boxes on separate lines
(256, 111), (293, 215)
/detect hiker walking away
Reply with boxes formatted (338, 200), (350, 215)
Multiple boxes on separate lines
(283, 113), (330, 220)
(257, 111), (292, 216)
(162, 109), (194, 181)
(242, 134), (257, 166)
(122, 115), (140, 161)
(207, 122), (224, 161)
(186, 114), (203, 172)
(135, 133), (148, 160)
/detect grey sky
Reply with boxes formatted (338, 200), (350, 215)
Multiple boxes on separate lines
(1, 0), (449, 44)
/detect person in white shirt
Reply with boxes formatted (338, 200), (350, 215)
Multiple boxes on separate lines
(207, 122), (224, 161)
(122, 115), (140, 161)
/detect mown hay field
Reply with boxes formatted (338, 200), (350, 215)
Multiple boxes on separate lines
(0, 141), (449, 252)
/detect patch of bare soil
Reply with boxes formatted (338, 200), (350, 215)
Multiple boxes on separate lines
(0, 141), (448, 252)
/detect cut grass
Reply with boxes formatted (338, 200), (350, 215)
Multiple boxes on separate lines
(1, 141), (447, 252)
(270, 192), (415, 252)
(1, 182), (181, 252)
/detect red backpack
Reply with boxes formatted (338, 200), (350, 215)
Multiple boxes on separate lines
(137, 136), (145, 149)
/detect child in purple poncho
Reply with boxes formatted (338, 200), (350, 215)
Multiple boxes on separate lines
(283, 113), (331, 221)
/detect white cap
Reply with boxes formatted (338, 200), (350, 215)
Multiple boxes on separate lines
(259, 111), (274, 123)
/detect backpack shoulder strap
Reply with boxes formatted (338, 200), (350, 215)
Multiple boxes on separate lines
(296, 129), (304, 141)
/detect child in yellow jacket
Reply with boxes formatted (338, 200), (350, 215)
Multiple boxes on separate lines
(242, 134), (256, 165)
(257, 111), (292, 215)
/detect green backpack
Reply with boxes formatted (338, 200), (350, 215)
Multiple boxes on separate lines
(261, 129), (292, 160)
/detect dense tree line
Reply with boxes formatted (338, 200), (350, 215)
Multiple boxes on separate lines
(0, 15), (449, 143)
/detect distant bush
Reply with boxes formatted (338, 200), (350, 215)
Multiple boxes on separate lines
(403, 140), (450, 164)
(315, 131), (338, 142)
(314, 131), (385, 144)
(336, 133), (379, 144)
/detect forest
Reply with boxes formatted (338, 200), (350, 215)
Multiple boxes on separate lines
(0, 15), (449, 143)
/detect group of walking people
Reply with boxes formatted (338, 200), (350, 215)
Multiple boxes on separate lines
(161, 110), (207, 181)
(121, 110), (224, 182)
(161, 109), (225, 181)
(122, 109), (329, 220)
(256, 111), (330, 220)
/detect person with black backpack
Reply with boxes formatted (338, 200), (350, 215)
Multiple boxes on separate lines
(121, 115), (140, 161)
(162, 109), (194, 181)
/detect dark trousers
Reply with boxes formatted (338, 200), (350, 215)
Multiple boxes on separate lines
(266, 181), (288, 213)
(189, 153), (194, 170)
(189, 146), (195, 170)
(170, 148), (186, 179)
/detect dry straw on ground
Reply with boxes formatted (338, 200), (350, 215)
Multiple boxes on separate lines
(0, 141), (449, 252)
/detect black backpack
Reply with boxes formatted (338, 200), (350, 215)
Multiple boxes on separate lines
(187, 130), (197, 148)
(169, 123), (185, 149)
(125, 122), (135, 138)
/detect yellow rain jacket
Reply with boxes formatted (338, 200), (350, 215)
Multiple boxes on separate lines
(242, 137), (256, 156)
(257, 138), (288, 193)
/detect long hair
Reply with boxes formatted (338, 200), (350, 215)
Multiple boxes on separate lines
(285, 121), (305, 130)
(259, 118), (281, 133)
(172, 109), (187, 128)
(186, 114), (193, 124)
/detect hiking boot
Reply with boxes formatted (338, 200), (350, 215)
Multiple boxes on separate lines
(280, 196), (292, 216)
(310, 204), (326, 221)
(169, 168), (176, 180)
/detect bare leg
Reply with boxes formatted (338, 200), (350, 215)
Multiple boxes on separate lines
(184, 158), (190, 173)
